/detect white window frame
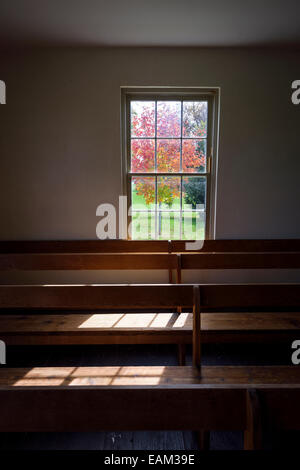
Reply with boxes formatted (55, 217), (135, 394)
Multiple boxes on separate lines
(121, 87), (220, 240)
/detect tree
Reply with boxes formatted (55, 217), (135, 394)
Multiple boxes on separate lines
(183, 178), (206, 209)
(131, 101), (206, 235)
(131, 102), (206, 203)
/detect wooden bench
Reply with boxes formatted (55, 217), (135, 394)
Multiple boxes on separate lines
(1, 311), (300, 346)
(0, 283), (300, 450)
(1, 240), (300, 364)
(1, 238), (300, 253)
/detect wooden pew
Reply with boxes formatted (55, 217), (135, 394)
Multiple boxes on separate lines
(0, 284), (194, 310)
(0, 283), (300, 450)
(1, 238), (300, 253)
(180, 252), (300, 270)
(0, 252), (177, 277)
(174, 249), (300, 360)
(0, 240), (300, 361)
(1, 311), (300, 346)
(1, 365), (300, 442)
(172, 238), (300, 252)
(0, 249), (180, 353)
(1, 249), (299, 276)
(0, 239), (171, 253)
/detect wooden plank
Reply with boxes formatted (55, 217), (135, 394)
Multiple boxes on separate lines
(0, 387), (245, 432)
(168, 240), (173, 283)
(1, 365), (300, 388)
(177, 344), (186, 366)
(0, 240), (169, 254)
(0, 313), (192, 332)
(197, 431), (210, 450)
(200, 312), (300, 330)
(0, 332), (192, 346)
(0, 312), (192, 345)
(0, 284), (194, 309)
(176, 254), (182, 314)
(0, 327), (298, 346)
(181, 252), (300, 269)
(260, 389), (300, 430)
(0, 312), (299, 345)
(199, 284), (300, 309)
(2, 239), (300, 254)
(193, 286), (201, 369)
(176, 254), (182, 283)
(244, 389), (263, 450)
(1, 251), (299, 273)
(202, 331), (300, 344)
(0, 253), (177, 270)
(2, 312), (300, 333)
(172, 239), (300, 253)
(0, 366), (300, 432)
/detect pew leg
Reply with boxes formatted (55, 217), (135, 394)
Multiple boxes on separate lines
(244, 389), (263, 450)
(197, 431), (210, 450)
(178, 343), (186, 366)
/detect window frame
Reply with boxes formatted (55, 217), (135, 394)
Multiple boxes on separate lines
(121, 87), (219, 240)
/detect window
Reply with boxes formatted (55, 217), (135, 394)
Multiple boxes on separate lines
(121, 88), (218, 240)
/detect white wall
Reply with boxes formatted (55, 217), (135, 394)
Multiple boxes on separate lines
(0, 47), (299, 283)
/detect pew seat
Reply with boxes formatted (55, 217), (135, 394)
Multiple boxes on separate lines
(0, 283), (299, 448)
(0, 365), (300, 433)
(1, 311), (299, 346)
(1, 239), (300, 358)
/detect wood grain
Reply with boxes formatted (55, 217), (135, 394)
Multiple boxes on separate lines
(0, 253), (177, 270)
(0, 284), (194, 309)
(0, 366), (299, 432)
(181, 252), (300, 269)
(1, 365), (300, 388)
(0, 311), (299, 345)
(1, 239), (300, 254)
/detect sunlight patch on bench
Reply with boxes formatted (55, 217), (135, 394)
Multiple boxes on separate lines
(77, 313), (191, 329)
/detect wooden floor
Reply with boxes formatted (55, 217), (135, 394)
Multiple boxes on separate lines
(0, 342), (299, 450)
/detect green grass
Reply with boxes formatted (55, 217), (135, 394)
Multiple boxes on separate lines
(131, 189), (205, 240)
(131, 210), (205, 240)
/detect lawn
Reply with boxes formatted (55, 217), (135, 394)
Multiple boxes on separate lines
(131, 190), (205, 240)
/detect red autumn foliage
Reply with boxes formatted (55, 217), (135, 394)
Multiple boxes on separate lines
(131, 101), (206, 206)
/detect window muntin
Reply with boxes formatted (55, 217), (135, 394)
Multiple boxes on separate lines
(125, 92), (215, 240)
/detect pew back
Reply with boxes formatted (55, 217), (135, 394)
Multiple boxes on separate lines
(1, 239), (300, 253)
(1, 240), (300, 278)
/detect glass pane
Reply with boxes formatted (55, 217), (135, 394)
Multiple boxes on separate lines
(157, 139), (180, 173)
(132, 177), (155, 210)
(157, 176), (180, 210)
(131, 211), (155, 240)
(158, 211), (181, 240)
(157, 101), (181, 137)
(131, 101), (155, 137)
(182, 176), (206, 209)
(182, 211), (205, 240)
(183, 101), (208, 138)
(182, 139), (206, 173)
(131, 139), (155, 172)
